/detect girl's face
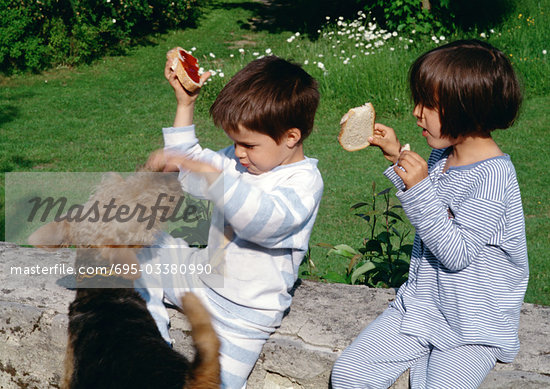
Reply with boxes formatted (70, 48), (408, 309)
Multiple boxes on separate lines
(413, 104), (456, 149)
(227, 125), (301, 175)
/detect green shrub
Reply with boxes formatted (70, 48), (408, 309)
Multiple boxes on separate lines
(0, 1), (50, 71)
(359, 0), (518, 36)
(314, 183), (412, 288)
(363, 0), (453, 35)
(0, 0), (206, 74)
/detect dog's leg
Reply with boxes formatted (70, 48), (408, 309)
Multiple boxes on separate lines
(181, 293), (221, 389)
(61, 334), (75, 389)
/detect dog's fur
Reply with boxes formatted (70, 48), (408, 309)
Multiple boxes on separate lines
(64, 274), (220, 389)
(29, 171), (221, 389)
(28, 171), (185, 273)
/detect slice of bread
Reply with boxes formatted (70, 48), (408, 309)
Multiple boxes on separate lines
(167, 47), (201, 92)
(338, 103), (375, 151)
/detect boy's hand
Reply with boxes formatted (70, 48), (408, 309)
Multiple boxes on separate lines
(146, 149), (221, 185)
(368, 123), (402, 164)
(146, 149), (178, 172)
(394, 151), (428, 190)
(164, 52), (211, 127)
(164, 53), (211, 106)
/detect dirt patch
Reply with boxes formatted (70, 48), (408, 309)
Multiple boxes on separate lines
(226, 33), (257, 50)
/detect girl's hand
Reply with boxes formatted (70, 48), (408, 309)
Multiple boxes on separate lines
(368, 123), (402, 163)
(394, 151), (428, 189)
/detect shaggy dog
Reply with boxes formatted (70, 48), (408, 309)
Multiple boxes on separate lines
(28, 171), (221, 389)
(28, 171), (186, 271)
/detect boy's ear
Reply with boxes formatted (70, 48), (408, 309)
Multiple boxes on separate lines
(284, 127), (302, 147)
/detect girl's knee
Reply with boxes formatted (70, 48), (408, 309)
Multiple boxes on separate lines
(330, 357), (350, 388)
(332, 348), (409, 389)
(331, 354), (377, 389)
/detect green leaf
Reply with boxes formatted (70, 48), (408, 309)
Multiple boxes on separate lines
(328, 244), (358, 258)
(394, 259), (411, 270)
(364, 239), (383, 254)
(384, 211), (403, 221)
(376, 187), (392, 197)
(351, 202), (369, 210)
(351, 261), (376, 284)
(389, 266), (409, 286)
(400, 244), (413, 256)
(376, 262), (391, 273)
(355, 213), (371, 222)
(377, 231), (391, 244)
(392, 227), (401, 238)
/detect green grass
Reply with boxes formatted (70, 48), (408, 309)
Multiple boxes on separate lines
(1, 0), (549, 304)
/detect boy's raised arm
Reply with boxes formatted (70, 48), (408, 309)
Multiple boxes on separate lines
(164, 54), (210, 127)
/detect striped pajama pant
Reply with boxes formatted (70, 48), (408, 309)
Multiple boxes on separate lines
(331, 307), (498, 389)
(135, 233), (273, 389)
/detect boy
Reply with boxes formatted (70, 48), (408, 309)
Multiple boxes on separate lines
(137, 54), (324, 388)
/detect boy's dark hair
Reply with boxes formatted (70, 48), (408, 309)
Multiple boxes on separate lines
(409, 39), (522, 139)
(210, 56), (320, 143)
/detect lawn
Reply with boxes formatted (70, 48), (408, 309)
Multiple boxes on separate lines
(1, 0), (549, 304)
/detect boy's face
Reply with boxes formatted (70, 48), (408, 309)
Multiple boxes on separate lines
(227, 125), (302, 175)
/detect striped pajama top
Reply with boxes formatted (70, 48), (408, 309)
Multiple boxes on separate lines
(384, 147), (528, 363)
(163, 125), (324, 329)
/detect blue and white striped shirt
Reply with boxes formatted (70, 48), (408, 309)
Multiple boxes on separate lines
(385, 147), (528, 363)
(163, 125), (324, 328)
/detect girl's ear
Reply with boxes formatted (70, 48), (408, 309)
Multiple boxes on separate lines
(284, 127), (302, 147)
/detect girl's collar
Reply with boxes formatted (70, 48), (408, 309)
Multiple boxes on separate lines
(439, 147), (510, 172)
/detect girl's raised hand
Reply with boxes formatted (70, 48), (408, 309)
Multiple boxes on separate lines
(394, 151), (428, 190)
(368, 123), (402, 163)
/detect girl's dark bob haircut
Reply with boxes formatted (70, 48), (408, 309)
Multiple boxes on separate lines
(210, 56), (319, 143)
(409, 39), (522, 139)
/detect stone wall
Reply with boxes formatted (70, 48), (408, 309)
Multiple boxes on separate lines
(1, 243), (549, 388)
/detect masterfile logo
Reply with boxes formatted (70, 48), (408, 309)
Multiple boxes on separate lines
(4, 172), (212, 246)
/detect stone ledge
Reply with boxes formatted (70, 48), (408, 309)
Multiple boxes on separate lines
(1, 243), (549, 388)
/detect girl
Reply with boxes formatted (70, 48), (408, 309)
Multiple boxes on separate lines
(331, 40), (528, 388)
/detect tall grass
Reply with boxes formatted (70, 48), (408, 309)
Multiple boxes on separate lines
(1, 0), (549, 304)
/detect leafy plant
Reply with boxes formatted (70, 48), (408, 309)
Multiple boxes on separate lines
(170, 197), (212, 248)
(0, 0), (207, 74)
(363, 0), (456, 35)
(318, 182), (412, 288)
